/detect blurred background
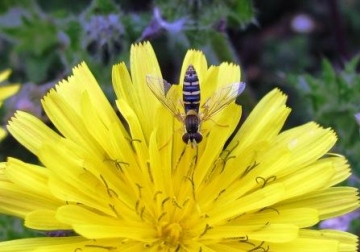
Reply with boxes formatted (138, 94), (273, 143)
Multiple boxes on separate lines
(0, 0), (359, 244)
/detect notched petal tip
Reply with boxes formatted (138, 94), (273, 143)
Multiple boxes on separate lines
(131, 40), (152, 47)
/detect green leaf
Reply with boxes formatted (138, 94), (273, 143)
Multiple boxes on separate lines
(230, 0), (255, 27)
(321, 59), (337, 88)
(286, 56), (360, 179)
(344, 55), (360, 73)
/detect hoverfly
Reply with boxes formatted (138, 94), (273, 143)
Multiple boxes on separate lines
(146, 65), (245, 146)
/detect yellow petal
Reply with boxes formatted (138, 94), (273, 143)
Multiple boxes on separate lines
(7, 111), (61, 155)
(274, 122), (337, 171)
(205, 183), (285, 224)
(0, 69), (11, 82)
(0, 127), (6, 141)
(0, 84), (20, 101)
(38, 142), (115, 217)
(0, 158), (63, 218)
(6, 158), (51, 196)
(195, 104), (242, 187)
(0, 236), (89, 252)
(203, 223), (298, 243)
(0, 182), (59, 218)
(231, 208), (319, 228)
(115, 98), (149, 162)
(57, 205), (157, 241)
(279, 187), (360, 220)
(180, 49), (207, 87)
(25, 209), (70, 230)
(128, 42), (163, 141)
(229, 89), (291, 155)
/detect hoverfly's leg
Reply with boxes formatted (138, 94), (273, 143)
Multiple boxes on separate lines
(197, 122), (220, 143)
(177, 99), (186, 122)
(191, 139), (197, 148)
(194, 142), (199, 163)
(209, 118), (229, 127)
(199, 127), (209, 137)
(158, 125), (184, 151)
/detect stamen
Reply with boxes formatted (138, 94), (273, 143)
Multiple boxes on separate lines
(175, 146), (187, 171)
(100, 175), (118, 198)
(255, 175), (277, 188)
(153, 191), (163, 201)
(205, 153), (237, 183)
(109, 204), (120, 218)
(239, 237), (255, 246)
(103, 158), (129, 172)
(185, 176), (196, 200)
(172, 198), (182, 209)
(140, 206), (145, 220)
(162, 197), (170, 210)
(84, 244), (117, 250)
(135, 200), (140, 213)
(136, 183), (143, 198)
(128, 138), (142, 152)
(199, 223), (212, 237)
(158, 212), (167, 222)
(242, 161), (259, 178)
(226, 213), (246, 222)
(259, 207), (280, 214)
(146, 161), (154, 183)
(214, 189), (226, 202)
(182, 198), (190, 208)
(248, 241), (269, 252)
(161, 222), (183, 247)
(224, 235), (248, 241)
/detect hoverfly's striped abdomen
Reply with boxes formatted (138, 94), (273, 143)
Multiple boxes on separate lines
(183, 65), (200, 113)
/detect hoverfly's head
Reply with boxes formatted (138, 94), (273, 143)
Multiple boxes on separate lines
(182, 132), (203, 147)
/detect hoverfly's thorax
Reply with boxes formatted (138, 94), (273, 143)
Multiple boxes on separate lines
(184, 113), (200, 133)
(183, 65), (200, 114)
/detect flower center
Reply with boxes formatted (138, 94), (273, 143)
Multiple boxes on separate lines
(160, 222), (183, 248)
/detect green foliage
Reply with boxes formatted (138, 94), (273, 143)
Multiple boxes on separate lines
(152, 0), (255, 63)
(0, 0), (256, 95)
(263, 35), (314, 73)
(3, 12), (60, 82)
(341, 0), (360, 48)
(229, 0), (256, 28)
(0, 215), (39, 240)
(287, 56), (360, 177)
(0, 0), (128, 97)
(155, 0), (254, 27)
(87, 0), (120, 14)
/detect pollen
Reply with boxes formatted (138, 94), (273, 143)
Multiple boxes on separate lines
(159, 222), (184, 248)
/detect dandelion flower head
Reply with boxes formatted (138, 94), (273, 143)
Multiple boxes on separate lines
(0, 42), (358, 251)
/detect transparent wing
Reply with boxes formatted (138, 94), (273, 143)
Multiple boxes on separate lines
(201, 82), (246, 121)
(146, 75), (183, 121)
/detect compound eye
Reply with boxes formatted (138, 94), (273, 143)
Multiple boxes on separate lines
(193, 133), (203, 143)
(182, 133), (190, 143)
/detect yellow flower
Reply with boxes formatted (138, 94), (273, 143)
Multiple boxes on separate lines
(0, 42), (358, 251)
(0, 70), (20, 140)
